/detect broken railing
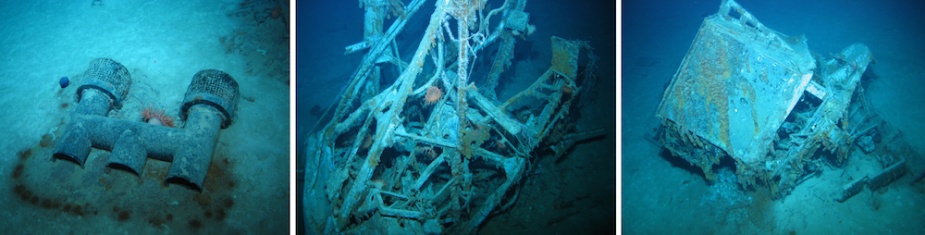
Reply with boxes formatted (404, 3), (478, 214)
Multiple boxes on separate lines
(303, 0), (598, 234)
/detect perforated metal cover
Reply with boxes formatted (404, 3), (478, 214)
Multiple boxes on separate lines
(180, 69), (240, 128)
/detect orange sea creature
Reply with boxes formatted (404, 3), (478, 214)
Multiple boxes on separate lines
(424, 85), (443, 105)
(142, 106), (175, 127)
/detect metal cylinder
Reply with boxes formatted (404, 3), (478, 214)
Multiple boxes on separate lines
(53, 121), (92, 166)
(54, 89), (112, 165)
(76, 58), (132, 108)
(180, 69), (239, 128)
(55, 60), (239, 191)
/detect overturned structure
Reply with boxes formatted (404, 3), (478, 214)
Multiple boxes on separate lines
(656, 0), (919, 201)
(303, 0), (599, 234)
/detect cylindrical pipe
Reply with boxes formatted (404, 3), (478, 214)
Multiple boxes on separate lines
(68, 114), (182, 161)
(54, 89), (112, 165)
(109, 130), (147, 175)
(57, 105), (224, 190)
(76, 58), (132, 108)
(53, 123), (92, 166)
(363, 0), (386, 43)
(56, 60), (238, 191)
(167, 105), (224, 190)
(55, 58), (129, 164)
(75, 89), (112, 116)
(180, 69), (239, 128)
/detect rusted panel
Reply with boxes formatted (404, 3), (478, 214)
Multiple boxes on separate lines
(551, 36), (580, 78)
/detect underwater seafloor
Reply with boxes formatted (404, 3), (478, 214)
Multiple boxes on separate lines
(296, 0), (616, 234)
(623, 0), (925, 234)
(0, 1), (290, 234)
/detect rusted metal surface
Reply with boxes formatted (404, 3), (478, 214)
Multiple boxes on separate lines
(656, 0), (918, 200)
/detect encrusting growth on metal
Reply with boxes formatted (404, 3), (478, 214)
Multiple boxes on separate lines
(302, 0), (600, 234)
(655, 0), (919, 202)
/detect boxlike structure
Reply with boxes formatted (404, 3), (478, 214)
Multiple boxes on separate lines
(656, 0), (917, 200)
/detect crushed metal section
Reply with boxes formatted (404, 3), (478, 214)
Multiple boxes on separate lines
(656, 0), (918, 200)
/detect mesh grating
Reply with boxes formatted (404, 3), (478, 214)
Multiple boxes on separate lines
(180, 69), (240, 128)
